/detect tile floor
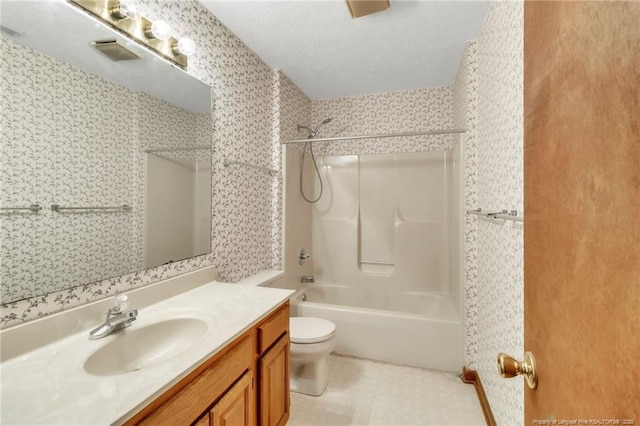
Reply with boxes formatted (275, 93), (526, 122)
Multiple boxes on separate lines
(288, 355), (485, 426)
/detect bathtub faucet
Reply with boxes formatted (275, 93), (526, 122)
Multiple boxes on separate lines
(300, 275), (315, 283)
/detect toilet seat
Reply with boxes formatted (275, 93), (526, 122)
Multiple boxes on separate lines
(290, 317), (336, 344)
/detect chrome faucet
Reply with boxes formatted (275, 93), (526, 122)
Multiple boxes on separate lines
(298, 248), (311, 265)
(89, 294), (138, 340)
(300, 275), (315, 283)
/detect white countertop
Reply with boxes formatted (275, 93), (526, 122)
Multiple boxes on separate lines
(0, 282), (293, 425)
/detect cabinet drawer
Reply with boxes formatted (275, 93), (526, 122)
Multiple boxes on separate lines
(139, 335), (252, 425)
(258, 304), (289, 354)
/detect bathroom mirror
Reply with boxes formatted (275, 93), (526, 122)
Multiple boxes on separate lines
(0, 0), (213, 303)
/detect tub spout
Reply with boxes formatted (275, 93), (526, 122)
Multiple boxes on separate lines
(300, 275), (315, 283)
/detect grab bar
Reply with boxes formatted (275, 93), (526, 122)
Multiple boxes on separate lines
(51, 205), (132, 212)
(0, 204), (43, 212)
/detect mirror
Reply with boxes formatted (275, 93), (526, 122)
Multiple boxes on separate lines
(0, 0), (213, 303)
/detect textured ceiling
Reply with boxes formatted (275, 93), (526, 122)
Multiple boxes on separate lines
(201, 0), (489, 100)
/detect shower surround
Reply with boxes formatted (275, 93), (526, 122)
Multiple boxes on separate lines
(282, 86), (466, 371)
(294, 149), (464, 371)
(311, 151), (454, 296)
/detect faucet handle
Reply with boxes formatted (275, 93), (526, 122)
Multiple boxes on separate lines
(298, 248), (311, 265)
(111, 294), (129, 313)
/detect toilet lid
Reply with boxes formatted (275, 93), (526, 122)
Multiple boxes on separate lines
(290, 317), (336, 344)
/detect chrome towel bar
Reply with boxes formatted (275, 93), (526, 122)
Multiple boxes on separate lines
(0, 204), (43, 212)
(51, 205), (132, 212)
(145, 145), (210, 153)
(467, 208), (523, 223)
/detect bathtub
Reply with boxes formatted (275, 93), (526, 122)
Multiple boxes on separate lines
(291, 283), (462, 372)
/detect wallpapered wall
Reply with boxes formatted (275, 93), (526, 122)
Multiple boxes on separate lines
(475, 2), (525, 424)
(310, 87), (455, 157)
(0, 0), (280, 328)
(453, 40), (480, 369)
(276, 72), (314, 289)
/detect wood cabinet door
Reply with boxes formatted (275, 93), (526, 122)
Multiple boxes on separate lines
(524, 1), (640, 422)
(210, 371), (255, 426)
(194, 413), (210, 426)
(259, 335), (290, 426)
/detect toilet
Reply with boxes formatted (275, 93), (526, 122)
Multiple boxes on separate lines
(289, 317), (337, 396)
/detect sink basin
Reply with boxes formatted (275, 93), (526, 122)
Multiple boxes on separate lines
(84, 318), (209, 376)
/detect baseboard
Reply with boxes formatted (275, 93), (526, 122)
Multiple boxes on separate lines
(461, 367), (496, 426)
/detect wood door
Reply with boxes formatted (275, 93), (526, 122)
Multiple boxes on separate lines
(210, 371), (255, 426)
(524, 1), (640, 423)
(259, 335), (290, 426)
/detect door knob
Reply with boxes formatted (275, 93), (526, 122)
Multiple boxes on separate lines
(497, 351), (538, 389)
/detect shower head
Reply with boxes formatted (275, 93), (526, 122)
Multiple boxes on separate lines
(297, 117), (333, 139)
(311, 117), (332, 138)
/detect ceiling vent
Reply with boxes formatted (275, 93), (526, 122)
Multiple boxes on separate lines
(92, 40), (141, 62)
(345, 0), (390, 19)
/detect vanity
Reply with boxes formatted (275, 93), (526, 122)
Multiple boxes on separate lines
(0, 268), (294, 425)
(126, 300), (290, 426)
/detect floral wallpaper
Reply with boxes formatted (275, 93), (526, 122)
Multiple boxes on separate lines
(453, 40), (480, 369)
(310, 87), (455, 157)
(278, 71), (313, 148)
(269, 70), (312, 272)
(475, 2), (525, 424)
(276, 71), (313, 288)
(0, 0), (280, 328)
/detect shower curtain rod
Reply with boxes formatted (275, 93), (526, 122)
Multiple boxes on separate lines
(144, 145), (210, 153)
(281, 128), (466, 145)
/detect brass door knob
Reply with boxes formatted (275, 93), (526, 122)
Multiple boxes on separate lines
(497, 351), (538, 389)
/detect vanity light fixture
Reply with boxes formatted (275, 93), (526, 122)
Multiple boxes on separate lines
(70, 0), (195, 68)
(173, 37), (196, 57)
(145, 19), (171, 41)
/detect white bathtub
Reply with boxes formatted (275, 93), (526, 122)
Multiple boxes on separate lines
(292, 283), (462, 372)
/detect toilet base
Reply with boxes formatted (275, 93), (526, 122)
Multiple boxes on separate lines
(290, 357), (328, 396)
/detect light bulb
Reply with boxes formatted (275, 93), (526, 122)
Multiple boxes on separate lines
(111, 1), (139, 20)
(173, 37), (196, 57)
(145, 20), (171, 41)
